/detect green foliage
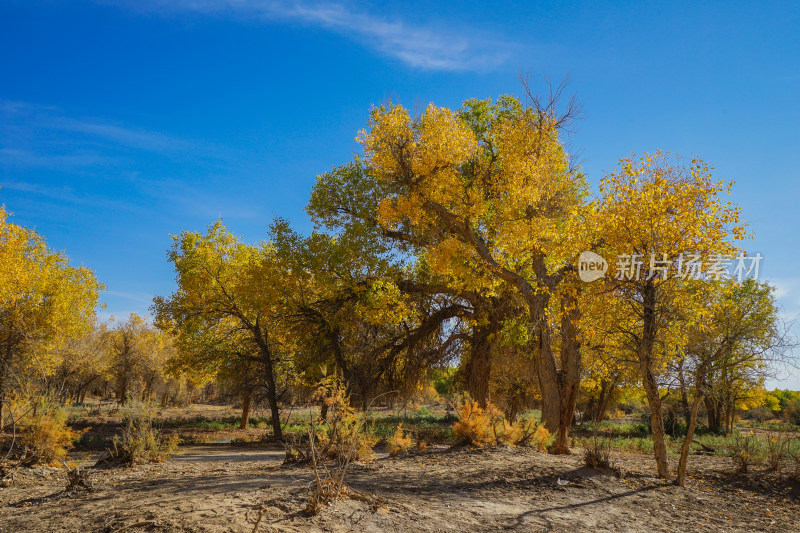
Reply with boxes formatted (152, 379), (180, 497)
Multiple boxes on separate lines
(431, 367), (459, 398)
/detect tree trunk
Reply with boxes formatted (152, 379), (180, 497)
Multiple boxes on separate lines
(676, 364), (707, 486)
(595, 379), (617, 422)
(552, 293), (581, 454)
(537, 325), (562, 436)
(465, 326), (493, 408)
(254, 324), (283, 442)
(705, 397), (722, 433)
(676, 391), (703, 486)
(677, 359), (691, 420)
(0, 369), (5, 432)
(638, 282), (670, 479)
(240, 389), (252, 429)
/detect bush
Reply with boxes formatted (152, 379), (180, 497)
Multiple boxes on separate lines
(453, 401), (550, 449)
(386, 424), (414, 456)
(729, 433), (762, 474)
(764, 429), (792, 474)
(583, 436), (612, 470)
(19, 406), (83, 466)
(98, 405), (177, 466)
(313, 377), (377, 463)
(304, 377), (380, 515)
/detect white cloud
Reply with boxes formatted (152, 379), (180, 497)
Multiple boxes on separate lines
(112, 0), (512, 71)
(768, 277), (800, 312)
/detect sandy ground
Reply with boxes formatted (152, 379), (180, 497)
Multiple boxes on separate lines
(1, 445), (798, 532)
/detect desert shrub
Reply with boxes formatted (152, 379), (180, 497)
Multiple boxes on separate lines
(583, 435), (612, 470)
(788, 439), (800, 480)
(412, 406), (433, 419)
(386, 424), (414, 456)
(453, 401), (550, 449)
(310, 376), (377, 462)
(98, 405), (177, 466)
(62, 461), (93, 491)
(18, 405), (83, 466)
(783, 399), (800, 426)
(764, 429), (792, 474)
(729, 433), (762, 474)
(744, 406), (773, 423)
(304, 377), (380, 515)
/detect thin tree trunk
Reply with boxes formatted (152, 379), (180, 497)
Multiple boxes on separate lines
(254, 324), (283, 442)
(676, 364), (706, 486)
(240, 389), (252, 429)
(677, 359), (691, 420)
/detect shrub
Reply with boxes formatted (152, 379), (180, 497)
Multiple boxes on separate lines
(304, 376), (379, 515)
(386, 424), (414, 456)
(788, 440), (800, 480)
(583, 435), (612, 470)
(764, 429), (791, 474)
(453, 400), (550, 449)
(98, 405), (177, 466)
(314, 381), (377, 463)
(19, 406), (83, 466)
(729, 433), (762, 474)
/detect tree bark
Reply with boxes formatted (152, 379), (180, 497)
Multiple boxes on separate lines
(240, 389), (252, 429)
(253, 323), (283, 441)
(552, 292), (581, 454)
(676, 365), (706, 486)
(638, 282), (670, 479)
(705, 397), (722, 433)
(464, 302), (500, 408)
(465, 337), (492, 408)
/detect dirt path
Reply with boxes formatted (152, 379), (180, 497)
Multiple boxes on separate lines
(1, 445), (798, 532)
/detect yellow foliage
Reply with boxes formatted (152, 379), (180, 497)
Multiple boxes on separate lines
(386, 423), (414, 456)
(313, 376), (377, 462)
(19, 406), (83, 466)
(453, 400), (550, 449)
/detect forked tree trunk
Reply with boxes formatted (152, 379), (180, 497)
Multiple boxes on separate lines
(705, 397), (722, 433)
(536, 319), (581, 455)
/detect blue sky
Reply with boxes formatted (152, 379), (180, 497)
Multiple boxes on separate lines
(1, 0), (799, 387)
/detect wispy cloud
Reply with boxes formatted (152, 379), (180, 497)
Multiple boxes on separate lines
(113, 0), (512, 71)
(769, 277), (800, 312)
(0, 99), (231, 175)
(0, 99), (206, 168)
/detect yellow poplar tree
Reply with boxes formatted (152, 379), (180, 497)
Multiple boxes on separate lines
(152, 220), (296, 439)
(356, 93), (588, 453)
(0, 206), (102, 428)
(592, 152), (745, 479)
